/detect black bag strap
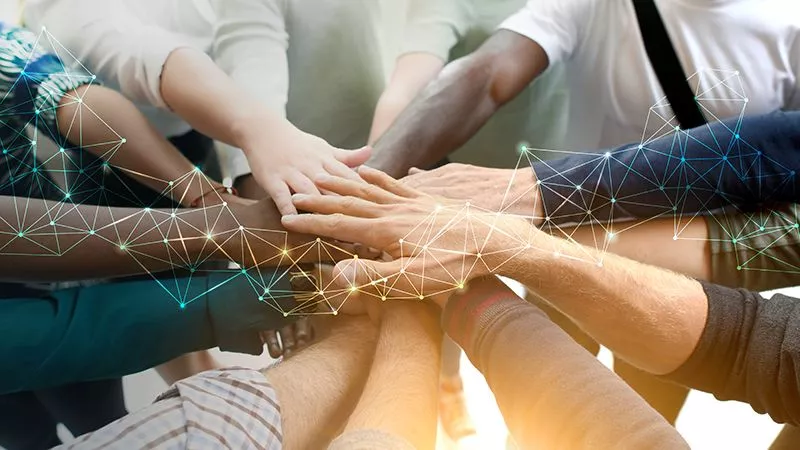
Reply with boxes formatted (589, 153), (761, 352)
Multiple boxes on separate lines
(632, 0), (707, 128)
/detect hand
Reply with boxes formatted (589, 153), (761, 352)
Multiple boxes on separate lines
(260, 318), (314, 359)
(404, 164), (543, 220)
(243, 128), (372, 215)
(281, 166), (531, 304)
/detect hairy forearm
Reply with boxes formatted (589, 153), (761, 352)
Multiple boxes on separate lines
(265, 316), (378, 450)
(344, 305), (441, 449)
(493, 222), (708, 375)
(368, 54), (499, 177)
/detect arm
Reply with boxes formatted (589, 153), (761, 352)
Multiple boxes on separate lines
(368, 53), (446, 144)
(0, 272), (295, 394)
(443, 277), (687, 449)
(0, 196), (319, 282)
(264, 316), (378, 450)
(367, 0), (470, 143)
(367, 30), (548, 177)
(331, 303), (442, 450)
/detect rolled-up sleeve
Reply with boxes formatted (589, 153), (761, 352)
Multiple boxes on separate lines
(665, 281), (800, 425)
(401, 0), (473, 61)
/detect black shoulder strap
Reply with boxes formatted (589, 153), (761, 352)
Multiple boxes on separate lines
(632, 0), (707, 128)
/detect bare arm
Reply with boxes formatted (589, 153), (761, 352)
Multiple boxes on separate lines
(0, 195), (317, 282)
(264, 316), (378, 450)
(57, 84), (223, 207)
(367, 30), (548, 177)
(368, 53), (445, 144)
(334, 303), (441, 450)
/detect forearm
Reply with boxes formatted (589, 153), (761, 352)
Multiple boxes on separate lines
(0, 197), (305, 281)
(444, 277), (687, 449)
(57, 84), (217, 206)
(265, 316), (378, 450)
(160, 47), (300, 156)
(368, 53), (445, 144)
(665, 283), (800, 425)
(493, 221), (707, 375)
(344, 305), (441, 450)
(367, 54), (500, 177)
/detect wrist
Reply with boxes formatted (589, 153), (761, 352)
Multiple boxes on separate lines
(233, 112), (300, 156)
(483, 216), (539, 278)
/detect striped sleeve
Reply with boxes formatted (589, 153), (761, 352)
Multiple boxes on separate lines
(0, 23), (95, 137)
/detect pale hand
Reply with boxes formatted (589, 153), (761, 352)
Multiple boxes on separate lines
(244, 128), (371, 216)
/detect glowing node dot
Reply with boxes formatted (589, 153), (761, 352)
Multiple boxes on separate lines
(179, 303), (185, 309)
(638, 144), (643, 150)
(241, 268), (247, 274)
(49, 221), (55, 226)
(607, 232), (615, 239)
(34, 109), (39, 115)
(423, 245), (428, 251)
(737, 266), (742, 270)
(744, 98), (749, 103)
(673, 236), (678, 241)
(418, 295), (424, 300)
(381, 296), (387, 301)
(89, 230), (95, 235)
(119, 244), (127, 251)
(399, 239), (404, 244)
(194, 166), (202, 172)
(169, 181), (174, 186)
(32, 167), (38, 173)
(239, 225), (244, 231)
(265, 289), (270, 294)
(349, 286), (358, 292)
(545, 216), (550, 222)
(675, 126), (680, 131)
(604, 152), (611, 158)
(258, 296), (264, 301)
(399, 268), (405, 274)
(353, 255), (359, 260)
(611, 198), (617, 203)
(59, 148), (64, 153)
(795, 224), (799, 229)
(575, 185), (582, 190)
(476, 253), (482, 258)
(64, 193), (70, 199)
(672, 206), (678, 211)
(660, 186), (665, 191)
(722, 156), (728, 161)
(163, 239), (169, 244)
(121, 138), (127, 144)
(283, 312), (289, 317)
(222, 202), (227, 207)
(144, 207), (150, 212)
(735, 134), (740, 139)
(732, 239), (737, 244)
(458, 283), (465, 289)
(91, 74), (96, 79)
(465, 202), (471, 207)
(680, 157), (686, 163)
(170, 213), (176, 218)
(760, 227), (765, 231)
(525, 243), (531, 249)
(282, 249), (289, 255)
(318, 290), (324, 296)
(206, 234), (213, 240)
(77, 98), (82, 103)
(316, 237), (321, 242)
(17, 232), (24, 237)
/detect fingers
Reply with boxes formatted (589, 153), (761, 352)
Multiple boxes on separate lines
(285, 171), (321, 197)
(294, 317), (314, 346)
(291, 193), (381, 218)
(262, 330), (282, 359)
(333, 145), (372, 167)
(279, 323), (297, 356)
(282, 212), (377, 246)
(358, 166), (420, 199)
(408, 167), (426, 175)
(266, 179), (296, 216)
(314, 174), (402, 204)
(324, 159), (365, 183)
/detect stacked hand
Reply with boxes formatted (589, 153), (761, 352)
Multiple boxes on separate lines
(245, 128), (372, 215)
(281, 166), (531, 306)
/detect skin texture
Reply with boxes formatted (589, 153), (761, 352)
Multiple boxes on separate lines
(280, 167), (708, 375)
(367, 31), (549, 177)
(160, 48), (370, 215)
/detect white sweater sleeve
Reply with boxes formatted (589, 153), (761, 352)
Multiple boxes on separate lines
(401, 0), (473, 61)
(25, 1), (200, 110)
(211, 0), (290, 116)
(211, 0), (291, 181)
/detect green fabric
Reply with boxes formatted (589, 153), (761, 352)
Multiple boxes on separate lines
(0, 272), (294, 394)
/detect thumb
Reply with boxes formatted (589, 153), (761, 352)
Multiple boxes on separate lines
(334, 146), (372, 168)
(408, 167), (426, 175)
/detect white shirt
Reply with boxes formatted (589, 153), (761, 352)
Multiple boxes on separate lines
(23, 0), (471, 180)
(500, 0), (800, 151)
